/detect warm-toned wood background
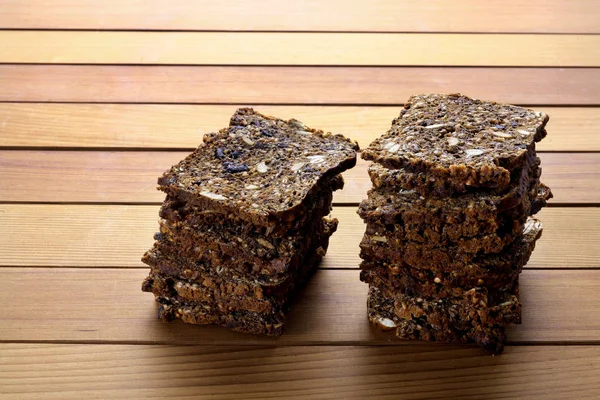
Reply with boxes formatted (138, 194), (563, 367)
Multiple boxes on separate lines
(1, 1), (599, 398)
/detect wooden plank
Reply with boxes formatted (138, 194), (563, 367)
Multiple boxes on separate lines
(3, 32), (599, 67)
(1, 344), (600, 400)
(0, 151), (597, 204)
(0, 150), (187, 203)
(0, 0), (598, 34)
(0, 205), (596, 270)
(1, 104), (597, 152)
(0, 66), (598, 105)
(0, 268), (598, 344)
(0, 204), (159, 268)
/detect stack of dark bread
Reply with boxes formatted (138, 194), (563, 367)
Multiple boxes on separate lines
(358, 94), (552, 353)
(142, 108), (358, 336)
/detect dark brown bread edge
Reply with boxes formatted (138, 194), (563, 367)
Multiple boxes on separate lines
(149, 216), (337, 279)
(359, 209), (545, 270)
(360, 218), (541, 281)
(158, 134), (357, 230)
(159, 175), (343, 238)
(362, 97), (548, 192)
(367, 285), (509, 354)
(367, 150), (541, 199)
(150, 237), (330, 336)
(142, 219), (337, 315)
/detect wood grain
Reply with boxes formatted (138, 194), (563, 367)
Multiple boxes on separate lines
(0, 0), (597, 391)
(0, 268), (598, 344)
(0, 0), (598, 33)
(1, 66), (598, 105)
(1, 344), (600, 400)
(1, 104), (597, 151)
(0, 205), (596, 270)
(0, 151), (597, 204)
(3, 31), (599, 67)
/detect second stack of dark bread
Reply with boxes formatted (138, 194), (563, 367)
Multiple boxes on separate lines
(141, 108), (358, 336)
(358, 93), (552, 353)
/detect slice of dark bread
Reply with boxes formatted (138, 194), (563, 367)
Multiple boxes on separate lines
(158, 108), (358, 228)
(360, 262), (518, 299)
(143, 216), (337, 284)
(143, 232), (325, 316)
(358, 163), (549, 254)
(155, 215), (337, 278)
(362, 93), (548, 192)
(156, 297), (286, 336)
(366, 286), (509, 354)
(368, 149), (541, 198)
(144, 273), (280, 314)
(360, 217), (543, 275)
(361, 181), (549, 257)
(359, 253), (521, 292)
(159, 175), (343, 238)
(150, 238), (328, 336)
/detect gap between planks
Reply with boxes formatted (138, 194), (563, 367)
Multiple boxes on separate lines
(0, 205), (597, 269)
(0, 104), (598, 151)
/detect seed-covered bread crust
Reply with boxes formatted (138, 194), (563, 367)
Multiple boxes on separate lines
(149, 234), (329, 336)
(362, 93), (548, 192)
(368, 150), (541, 198)
(360, 217), (543, 272)
(159, 175), (344, 238)
(144, 217), (337, 286)
(367, 285), (512, 354)
(158, 108), (358, 228)
(361, 263), (518, 299)
(157, 298), (287, 336)
(358, 174), (549, 257)
(362, 219), (535, 319)
(142, 228), (330, 316)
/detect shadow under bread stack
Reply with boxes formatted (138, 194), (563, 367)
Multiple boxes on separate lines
(142, 108), (358, 336)
(359, 94), (552, 353)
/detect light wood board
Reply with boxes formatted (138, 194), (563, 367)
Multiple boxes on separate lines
(0, 268), (599, 344)
(1, 104), (598, 151)
(0, 0), (598, 33)
(0, 205), (596, 269)
(1, 344), (600, 399)
(0, 151), (597, 204)
(1, 66), (598, 105)
(2, 32), (599, 67)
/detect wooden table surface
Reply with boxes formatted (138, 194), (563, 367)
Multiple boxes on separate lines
(1, 2), (600, 399)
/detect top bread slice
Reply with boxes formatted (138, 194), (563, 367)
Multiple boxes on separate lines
(361, 93), (548, 192)
(158, 108), (359, 228)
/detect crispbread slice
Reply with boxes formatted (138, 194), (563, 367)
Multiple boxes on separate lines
(362, 93), (548, 192)
(156, 298), (286, 336)
(360, 261), (519, 298)
(368, 150), (541, 198)
(143, 233), (325, 316)
(160, 175), (343, 238)
(360, 217), (543, 275)
(148, 239), (328, 336)
(155, 215), (337, 278)
(358, 161), (549, 253)
(158, 108), (358, 229)
(367, 285), (511, 354)
(143, 217), (337, 284)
